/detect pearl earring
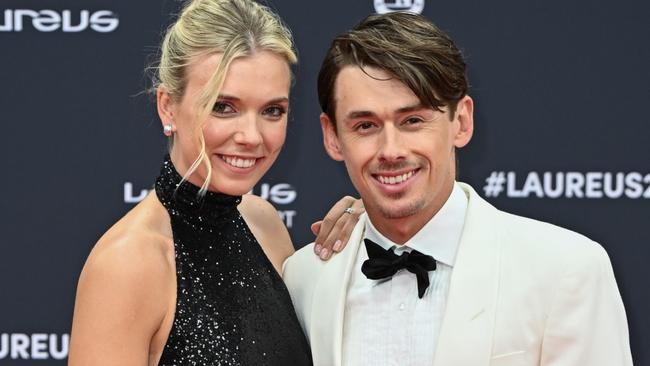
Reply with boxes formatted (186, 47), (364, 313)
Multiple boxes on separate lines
(163, 124), (173, 136)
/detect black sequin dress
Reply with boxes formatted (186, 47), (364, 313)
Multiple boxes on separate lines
(155, 156), (312, 366)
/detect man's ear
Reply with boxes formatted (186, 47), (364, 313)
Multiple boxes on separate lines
(453, 95), (474, 148)
(320, 113), (344, 161)
(156, 85), (176, 131)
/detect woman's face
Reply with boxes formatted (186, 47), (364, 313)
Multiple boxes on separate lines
(160, 50), (291, 195)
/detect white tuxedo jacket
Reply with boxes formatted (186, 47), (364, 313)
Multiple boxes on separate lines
(283, 183), (632, 366)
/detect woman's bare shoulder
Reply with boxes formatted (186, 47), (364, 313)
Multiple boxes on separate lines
(89, 194), (174, 276)
(77, 194), (174, 311)
(69, 194), (175, 364)
(238, 194), (281, 223)
(238, 194), (294, 273)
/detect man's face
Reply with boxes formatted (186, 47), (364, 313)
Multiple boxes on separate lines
(321, 66), (473, 232)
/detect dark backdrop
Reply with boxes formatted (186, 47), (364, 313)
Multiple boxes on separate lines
(1, 0), (648, 364)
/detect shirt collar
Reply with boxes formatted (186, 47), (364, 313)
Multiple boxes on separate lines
(363, 182), (468, 267)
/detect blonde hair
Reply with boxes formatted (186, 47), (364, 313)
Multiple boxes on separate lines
(154, 0), (297, 194)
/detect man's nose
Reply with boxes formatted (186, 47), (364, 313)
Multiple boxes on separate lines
(377, 124), (407, 162)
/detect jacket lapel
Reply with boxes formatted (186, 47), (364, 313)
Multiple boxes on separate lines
(309, 214), (367, 366)
(434, 183), (501, 366)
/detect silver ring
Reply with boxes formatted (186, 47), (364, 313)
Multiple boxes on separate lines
(344, 207), (355, 215)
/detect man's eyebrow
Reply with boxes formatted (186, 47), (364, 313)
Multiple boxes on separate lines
(395, 103), (426, 114)
(345, 103), (426, 120)
(346, 110), (375, 120)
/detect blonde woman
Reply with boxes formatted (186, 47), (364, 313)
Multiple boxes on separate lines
(68, 0), (361, 364)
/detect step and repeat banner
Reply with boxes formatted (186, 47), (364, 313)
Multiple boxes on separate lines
(1, 0), (648, 364)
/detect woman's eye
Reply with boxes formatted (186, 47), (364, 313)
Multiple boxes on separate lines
(213, 102), (235, 114)
(263, 105), (286, 118)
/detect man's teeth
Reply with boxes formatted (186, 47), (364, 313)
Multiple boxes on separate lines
(221, 155), (256, 168)
(377, 171), (415, 185)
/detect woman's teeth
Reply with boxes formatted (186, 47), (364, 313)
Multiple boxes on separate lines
(220, 155), (257, 168)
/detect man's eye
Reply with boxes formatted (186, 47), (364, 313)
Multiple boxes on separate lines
(263, 106), (286, 118)
(213, 102), (235, 114)
(357, 122), (374, 130)
(404, 117), (423, 125)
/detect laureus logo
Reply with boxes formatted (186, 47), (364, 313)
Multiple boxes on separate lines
(0, 9), (119, 33)
(374, 0), (425, 14)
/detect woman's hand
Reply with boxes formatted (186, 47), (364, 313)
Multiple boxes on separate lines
(311, 196), (364, 260)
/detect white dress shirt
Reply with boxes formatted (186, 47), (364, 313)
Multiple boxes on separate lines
(342, 183), (468, 366)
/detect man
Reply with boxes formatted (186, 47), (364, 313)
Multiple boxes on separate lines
(283, 12), (632, 366)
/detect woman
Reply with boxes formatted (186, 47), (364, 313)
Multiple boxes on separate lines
(68, 0), (361, 364)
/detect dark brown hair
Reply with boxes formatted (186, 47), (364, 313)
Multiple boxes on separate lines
(317, 12), (468, 123)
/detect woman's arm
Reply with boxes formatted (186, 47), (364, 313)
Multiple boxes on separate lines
(68, 233), (173, 366)
(239, 195), (295, 274)
(239, 194), (364, 273)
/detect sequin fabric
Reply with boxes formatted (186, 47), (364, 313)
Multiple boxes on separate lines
(155, 155), (312, 366)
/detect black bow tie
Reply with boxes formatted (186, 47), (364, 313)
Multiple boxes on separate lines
(361, 238), (437, 299)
